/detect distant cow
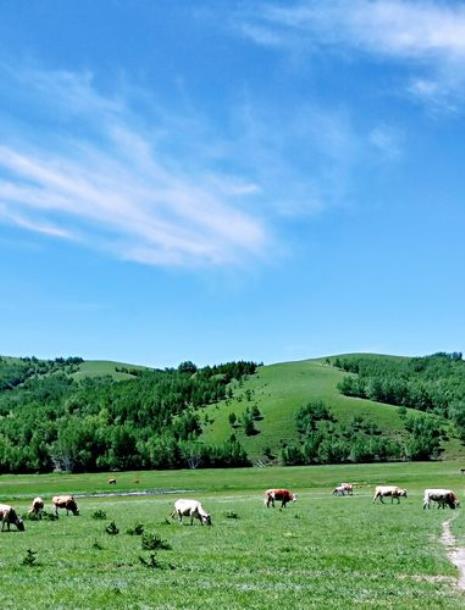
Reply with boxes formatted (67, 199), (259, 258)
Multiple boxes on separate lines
(373, 485), (407, 504)
(423, 489), (460, 510)
(28, 496), (45, 519)
(172, 499), (212, 526)
(264, 489), (297, 508)
(108, 478), (117, 485)
(0, 504), (25, 532)
(340, 483), (354, 495)
(333, 485), (347, 496)
(52, 495), (80, 517)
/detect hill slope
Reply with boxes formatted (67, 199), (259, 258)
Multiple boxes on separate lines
(200, 357), (463, 461)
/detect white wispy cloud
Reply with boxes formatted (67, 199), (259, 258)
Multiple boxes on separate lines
(0, 68), (267, 267)
(241, 1), (465, 108)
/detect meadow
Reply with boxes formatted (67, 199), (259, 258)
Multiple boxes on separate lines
(1, 461), (465, 609)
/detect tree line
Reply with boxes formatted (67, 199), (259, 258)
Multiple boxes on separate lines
(332, 352), (465, 441)
(281, 398), (444, 465)
(0, 358), (256, 473)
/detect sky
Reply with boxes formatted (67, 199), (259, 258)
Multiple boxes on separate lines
(1, 0), (465, 367)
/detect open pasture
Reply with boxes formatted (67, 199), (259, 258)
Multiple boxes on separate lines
(0, 462), (465, 609)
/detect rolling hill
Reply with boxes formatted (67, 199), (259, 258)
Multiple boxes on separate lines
(0, 352), (463, 471)
(200, 356), (464, 462)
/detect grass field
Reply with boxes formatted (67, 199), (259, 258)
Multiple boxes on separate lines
(201, 358), (461, 461)
(1, 462), (465, 609)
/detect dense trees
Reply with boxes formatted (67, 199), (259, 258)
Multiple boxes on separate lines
(281, 397), (445, 466)
(0, 358), (256, 473)
(334, 353), (465, 440)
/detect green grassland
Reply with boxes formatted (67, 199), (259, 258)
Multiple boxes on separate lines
(71, 360), (149, 381)
(201, 358), (460, 461)
(1, 462), (465, 609)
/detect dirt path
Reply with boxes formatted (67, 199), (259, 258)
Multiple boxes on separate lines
(441, 518), (465, 591)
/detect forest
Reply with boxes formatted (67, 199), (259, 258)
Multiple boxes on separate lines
(0, 357), (256, 473)
(334, 352), (465, 439)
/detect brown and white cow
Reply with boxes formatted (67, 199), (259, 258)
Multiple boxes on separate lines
(264, 489), (297, 508)
(28, 496), (45, 519)
(373, 485), (407, 504)
(52, 495), (80, 517)
(108, 478), (117, 485)
(0, 504), (25, 531)
(340, 483), (354, 495)
(423, 489), (460, 510)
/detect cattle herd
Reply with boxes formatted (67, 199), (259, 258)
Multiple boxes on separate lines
(0, 483), (461, 533)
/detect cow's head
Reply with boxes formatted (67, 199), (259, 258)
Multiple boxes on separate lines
(15, 516), (25, 531)
(69, 501), (80, 516)
(291, 493), (297, 502)
(448, 493), (460, 509)
(202, 514), (212, 526)
(399, 489), (407, 498)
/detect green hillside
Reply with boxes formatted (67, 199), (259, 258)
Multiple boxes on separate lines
(200, 357), (463, 461)
(71, 360), (150, 381)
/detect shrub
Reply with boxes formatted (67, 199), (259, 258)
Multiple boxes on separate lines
(21, 549), (38, 567)
(105, 521), (119, 535)
(141, 532), (171, 551)
(92, 510), (107, 520)
(126, 523), (144, 536)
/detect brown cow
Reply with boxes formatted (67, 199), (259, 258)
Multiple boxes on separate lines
(52, 495), (80, 517)
(0, 504), (25, 531)
(264, 489), (297, 508)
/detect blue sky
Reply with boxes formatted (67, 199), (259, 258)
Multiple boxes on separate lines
(1, 0), (465, 366)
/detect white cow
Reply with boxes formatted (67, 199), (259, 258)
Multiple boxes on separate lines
(423, 489), (460, 510)
(172, 499), (212, 526)
(332, 485), (347, 496)
(373, 485), (407, 504)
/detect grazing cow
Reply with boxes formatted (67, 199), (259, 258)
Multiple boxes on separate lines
(373, 485), (407, 504)
(172, 499), (212, 526)
(423, 489), (460, 510)
(52, 495), (80, 517)
(332, 485), (347, 496)
(108, 478), (117, 485)
(264, 489), (297, 508)
(28, 496), (45, 519)
(340, 483), (354, 495)
(0, 504), (25, 532)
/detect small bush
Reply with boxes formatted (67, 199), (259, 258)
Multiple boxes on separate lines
(21, 549), (38, 567)
(139, 553), (175, 570)
(138, 553), (161, 569)
(22, 512), (39, 521)
(126, 523), (144, 536)
(92, 539), (104, 550)
(224, 511), (239, 519)
(105, 521), (119, 535)
(42, 511), (58, 521)
(141, 532), (171, 551)
(92, 510), (107, 520)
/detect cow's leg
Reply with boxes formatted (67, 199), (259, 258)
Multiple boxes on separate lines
(379, 496), (384, 504)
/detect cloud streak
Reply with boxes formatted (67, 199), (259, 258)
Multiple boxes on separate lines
(0, 69), (267, 267)
(241, 1), (465, 108)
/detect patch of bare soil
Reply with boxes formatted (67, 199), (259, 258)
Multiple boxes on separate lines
(441, 519), (465, 591)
